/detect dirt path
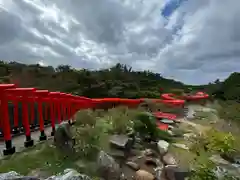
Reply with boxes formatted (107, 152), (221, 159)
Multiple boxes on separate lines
(0, 127), (52, 157)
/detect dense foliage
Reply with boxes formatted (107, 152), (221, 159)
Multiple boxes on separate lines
(0, 60), (239, 100)
(0, 61), (188, 98)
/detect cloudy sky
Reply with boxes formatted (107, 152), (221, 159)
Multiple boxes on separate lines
(0, 0), (239, 85)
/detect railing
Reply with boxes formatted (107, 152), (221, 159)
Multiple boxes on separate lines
(0, 84), (96, 156)
(0, 83), (209, 156)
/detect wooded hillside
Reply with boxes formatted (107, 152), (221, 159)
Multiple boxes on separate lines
(0, 61), (239, 101)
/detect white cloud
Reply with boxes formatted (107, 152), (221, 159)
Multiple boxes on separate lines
(0, 0), (240, 84)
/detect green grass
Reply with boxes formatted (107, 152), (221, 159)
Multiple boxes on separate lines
(0, 142), (79, 175)
(0, 107), (138, 175)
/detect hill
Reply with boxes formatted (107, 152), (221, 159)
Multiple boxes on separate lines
(0, 60), (239, 100)
(0, 61), (186, 98)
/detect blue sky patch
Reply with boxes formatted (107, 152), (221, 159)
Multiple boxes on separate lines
(161, 0), (188, 18)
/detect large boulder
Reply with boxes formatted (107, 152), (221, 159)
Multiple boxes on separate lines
(154, 167), (164, 180)
(54, 121), (75, 154)
(126, 161), (140, 171)
(97, 151), (121, 180)
(163, 165), (190, 180)
(162, 153), (177, 166)
(0, 171), (21, 179)
(157, 140), (169, 155)
(0, 171), (40, 180)
(135, 170), (154, 180)
(110, 134), (133, 151)
(46, 169), (92, 180)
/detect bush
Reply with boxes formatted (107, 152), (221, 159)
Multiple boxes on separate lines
(105, 106), (136, 134)
(74, 120), (110, 160)
(206, 129), (235, 154)
(134, 111), (172, 141)
(75, 110), (97, 127)
(218, 101), (240, 123)
(190, 129), (235, 155)
(190, 158), (218, 180)
(134, 112), (158, 138)
(74, 107), (138, 159)
(189, 155), (240, 180)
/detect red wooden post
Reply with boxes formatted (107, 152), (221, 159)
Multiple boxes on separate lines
(5, 88), (36, 148)
(30, 101), (35, 129)
(35, 90), (49, 141)
(11, 97), (20, 134)
(60, 93), (67, 121)
(59, 93), (72, 124)
(50, 100), (55, 136)
(0, 84), (16, 155)
(44, 103), (48, 121)
(67, 95), (73, 124)
(48, 92), (61, 136)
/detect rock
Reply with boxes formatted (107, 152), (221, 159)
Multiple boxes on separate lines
(160, 119), (175, 124)
(28, 168), (50, 179)
(163, 165), (190, 180)
(0, 171), (40, 180)
(143, 149), (156, 157)
(186, 108), (195, 119)
(213, 166), (228, 179)
(210, 120), (217, 124)
(135, 170), (154, 180)
(172, 143), (189, 150)
(46, 169), (92, 180)
(145, 157), (158, 167)
(97, 150), (121, 180)
(210, 155), (240, 177)
(120, 173), (127, 180)
(0, 171), (22, 179)
(210, 155), (230, 165)
(154, 167), (164, 180)
(110, 134), (133, 150)
(221, 152), (240, 164)
(11, 177), (40, 180)
(163, 153), (177, 166)
(109, 149), (126, 159)
(75, 160), (87, 169)
(167, 130), (174, 136)
(126, 161), (140, 171)
(54, 121), (75, 154)
(157, 140), (169, 155)
(155, 159), (164, 169)
(183, 133), (196, 140)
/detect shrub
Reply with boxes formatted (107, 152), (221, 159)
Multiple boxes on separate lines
(189, 155), (240, 180)
(218, 101), (240, 123)
(105, 106), (136, 134)
(75, 110), (96, 127)
(134, 111), (172, 141)
(190, 129), (235, 155)
(74, 107), (138, 159)
(189, 158), (218, 180)
(74, 120), (110, 160)
(206, 129), (235, 154)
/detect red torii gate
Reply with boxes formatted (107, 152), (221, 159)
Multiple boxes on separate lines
(0, 86), (86, 155)
(1, 83), (210, 156)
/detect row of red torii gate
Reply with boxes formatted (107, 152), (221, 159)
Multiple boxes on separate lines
(0, 84), (209, 156)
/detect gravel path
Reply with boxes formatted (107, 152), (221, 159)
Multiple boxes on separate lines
(0, 127), (53, 157)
